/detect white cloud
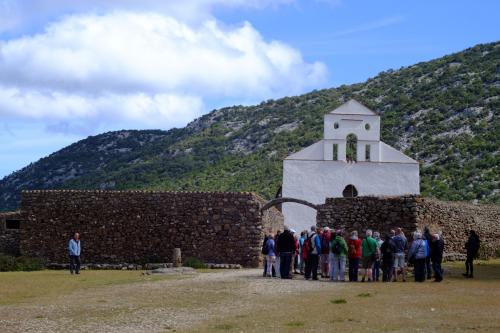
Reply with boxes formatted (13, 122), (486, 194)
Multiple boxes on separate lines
(0, 11), (327, 130)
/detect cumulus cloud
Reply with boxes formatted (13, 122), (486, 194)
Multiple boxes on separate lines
(0, 11), (327, 130)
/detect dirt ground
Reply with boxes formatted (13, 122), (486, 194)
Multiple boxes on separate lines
(0, 260), (499, 333)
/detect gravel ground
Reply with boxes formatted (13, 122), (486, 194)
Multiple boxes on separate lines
(0, 269), (335, 333)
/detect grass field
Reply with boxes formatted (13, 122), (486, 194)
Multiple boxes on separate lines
(0, 260), (499, 332)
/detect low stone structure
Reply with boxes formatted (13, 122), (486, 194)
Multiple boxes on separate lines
(316, 195), (500, 258)
(0, 211), (22, 255)
(20, 190), (283, 267)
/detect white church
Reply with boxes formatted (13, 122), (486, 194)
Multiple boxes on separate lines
(282, 99), (420, 231)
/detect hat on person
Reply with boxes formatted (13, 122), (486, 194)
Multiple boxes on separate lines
(324, 227), (330, 231)
(290, 228), (296, 234)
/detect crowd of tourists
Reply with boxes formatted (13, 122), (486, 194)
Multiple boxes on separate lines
(262, 226), (481, 282)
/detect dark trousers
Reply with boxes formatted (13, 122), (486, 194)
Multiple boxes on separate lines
(372, 260), (381, 281)
(305, 254), (319, 280)
(382, 259), (394, 282)
(465, 255), (474, 277)
(69, 255), (81, 274)
(425, 256), (432, 279)
(414, 258), (426, 282)
(280, 252), (292, 279)
(348, 258), (360, 282)
(432, 260), (443, 281)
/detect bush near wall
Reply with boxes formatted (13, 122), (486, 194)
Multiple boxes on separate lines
(0, 253), (45, 272)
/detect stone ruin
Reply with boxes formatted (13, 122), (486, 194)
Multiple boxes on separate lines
(316, 195), (500, 259)
(1, 191), (498, 267)
(13, 190), (283, 267)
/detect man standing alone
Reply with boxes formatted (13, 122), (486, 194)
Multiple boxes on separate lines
(69, 232), (81, 275)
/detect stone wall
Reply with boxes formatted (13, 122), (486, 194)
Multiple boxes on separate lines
(416, 199), (500, 258)
(20, 190), (283, 267)
(0, 211), (22, 255)
(317, 195), (500, 258)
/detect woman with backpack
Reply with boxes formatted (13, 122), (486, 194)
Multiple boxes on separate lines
(330, 229), (348, 281)
(408, 230), (428, 282)
(264, 234), (278, 278)
(347, 230), (362, 282)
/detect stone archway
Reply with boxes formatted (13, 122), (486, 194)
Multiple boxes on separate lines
(260, 197), (318, 212)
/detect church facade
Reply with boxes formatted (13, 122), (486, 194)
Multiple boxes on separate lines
(282, 99), (420, 231)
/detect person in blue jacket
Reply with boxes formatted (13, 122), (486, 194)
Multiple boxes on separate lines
(409, 231), (428, 282)
(68, 232), (81, 275)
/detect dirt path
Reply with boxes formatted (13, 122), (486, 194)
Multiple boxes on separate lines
(0, 269), (335, 333)
(3, 265), (499, 333)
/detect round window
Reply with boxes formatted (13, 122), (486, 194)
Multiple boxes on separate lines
(334, 122), (339, 129)
(365, 123), (370, 130)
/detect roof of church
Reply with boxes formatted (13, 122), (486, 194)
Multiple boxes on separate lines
(328, 99), (379, 116)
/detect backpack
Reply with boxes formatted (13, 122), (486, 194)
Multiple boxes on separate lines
(304, 233), (315, 257)
(348, 241), (357, 257)
(321, 233), (330, 253)
(332, 240), (342, 255)
(262, 241), (269, 255)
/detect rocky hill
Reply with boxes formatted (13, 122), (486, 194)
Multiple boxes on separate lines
(1, 41), (499, 211)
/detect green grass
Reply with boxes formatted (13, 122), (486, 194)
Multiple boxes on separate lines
(357, 293), (372, 297)
(0, 269), (171, 305)
(286, 321), (305, 328)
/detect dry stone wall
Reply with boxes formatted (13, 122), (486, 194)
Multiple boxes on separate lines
(0, 211), (21, 255)
(20, 190), (283, 267)
(317, 195), (500, 258)
(416, 199), (500, 258)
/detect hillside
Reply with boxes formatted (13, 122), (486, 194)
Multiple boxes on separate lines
(1, 41), (499, 211)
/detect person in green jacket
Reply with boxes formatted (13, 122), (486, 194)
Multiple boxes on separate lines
(361, 229), (379, 282)
(329, 230), (348, 282)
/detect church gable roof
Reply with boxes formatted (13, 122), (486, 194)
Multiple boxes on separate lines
(285, 140), (324, 160)
(328, 99), (378, 116)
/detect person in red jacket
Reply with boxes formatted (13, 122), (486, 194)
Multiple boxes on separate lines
(347, 230), (362, 282)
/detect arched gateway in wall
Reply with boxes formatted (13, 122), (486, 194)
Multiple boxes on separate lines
(261, 197), (318, 216)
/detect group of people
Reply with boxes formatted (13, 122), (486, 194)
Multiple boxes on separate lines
(262, 226), (481, 282)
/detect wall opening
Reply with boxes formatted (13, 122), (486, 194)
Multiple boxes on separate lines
(346, 133), (357, 162)
(332, 144), (338, 161)
(365, 144), (371, 161)
(5, 219), (21, 230)
(342, 185), (358, 198)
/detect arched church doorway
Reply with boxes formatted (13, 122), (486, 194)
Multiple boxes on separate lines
(346, 133), (357, 162)
(342, 184), (358, 198)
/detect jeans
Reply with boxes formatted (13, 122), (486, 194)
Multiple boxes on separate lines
(372, 260), (381, 281)
(330, 254), (346, 281)
(266, 255), (278, 277)
(298, 255), (305, 273)
(425, 256), (432, 279)
(348, 258), (360, 282)
(280, 252), (293, 279)
(69, 255), (81, 274)
(432, 259), (443, 281)
(305, 254), (319, 280)
(414, 258), (426, 282)
(465, 255), (474, 277)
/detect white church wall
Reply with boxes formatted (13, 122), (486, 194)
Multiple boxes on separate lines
(380, 142), (417, 163)
(282, 159), (420, 231)
(324, 114), (380, 141)
(286, 141), (324, 160)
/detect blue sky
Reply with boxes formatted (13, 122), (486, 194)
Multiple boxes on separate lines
(0, 0), (499, 178)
